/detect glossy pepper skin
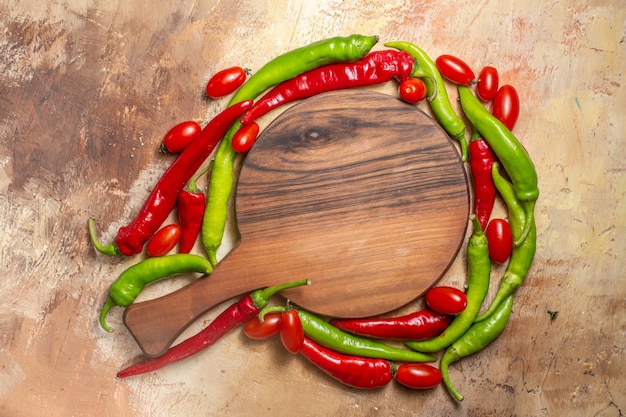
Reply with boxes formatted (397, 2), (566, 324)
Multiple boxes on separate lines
(239, 50), (416, 124)
(99, 254), (213, 332)
(300, 337), (393, 389)
(469, 131), (497, 231)
(116, 279), (310, 377)
(88, 100), (253, 257)
(406, 215), (491, 353)
(330, 309), (451, 341)
(458, 86), (538, 246)
(202, 34), (379, 266)
(177, 163), (212, 254)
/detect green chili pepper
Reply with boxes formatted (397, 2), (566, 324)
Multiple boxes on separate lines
(440, 294), (514, 401)
(202, 35), (379, 265)
(385, 41), (468, 161)
(260, 306), (436, 363)
(405, 215), (490, 352)
(457, 85), (539, 246)
(99, 254), (213, 332)
(474, 162), (537, 322)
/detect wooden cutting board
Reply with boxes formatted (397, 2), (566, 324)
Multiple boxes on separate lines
(124, 90), (469, 357)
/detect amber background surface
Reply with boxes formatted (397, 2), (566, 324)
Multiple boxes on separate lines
(1, 0), (624, 416)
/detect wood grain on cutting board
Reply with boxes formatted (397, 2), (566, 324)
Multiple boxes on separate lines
(1, 1), (624, 416)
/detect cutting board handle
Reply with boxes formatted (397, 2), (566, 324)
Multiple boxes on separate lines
(123, 243), (271, 357)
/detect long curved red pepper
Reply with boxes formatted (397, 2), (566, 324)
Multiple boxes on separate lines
(330, 309), (451, 341)
(239, 50), (416, 124)
(177, 163), (212, 254)
(299, 337), (393, 389)
(116, 279), (310, 378)
(89, 100), (253, 256)
(469, 130), (498, 231)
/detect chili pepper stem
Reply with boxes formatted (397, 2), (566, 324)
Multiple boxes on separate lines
(88, 218), (120, 256)
(251, 279), (311, 309)
(258, 305), (286, 321)
(99, 296), (116, 332)
(186, 161), (213, 194)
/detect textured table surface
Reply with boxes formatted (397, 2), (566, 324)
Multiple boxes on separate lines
(1, 0), (624, 416)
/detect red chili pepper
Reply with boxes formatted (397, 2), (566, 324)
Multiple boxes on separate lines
(469, 131), (498, 231)
(299, 337), (393, 389)
(330, 309), (451, 341)
(116, 279), (310, 378)
(239, 50), (416, 124)
(88, 100), (253, 257)
(177, 163), (212, 254)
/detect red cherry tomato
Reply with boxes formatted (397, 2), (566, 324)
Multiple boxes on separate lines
(146, 224), (181, 257)
(394, 363), (442, 390)
(205, 66), (248, 98)
(435, 55), (475, 86)
(425, 286), (468, 315)
(231, 122), (260, 153)
(398, 78), (427, 104)
(160, 121), (201, 153)
(280, 310), (304, 354)
(485, 218), (513, 264)
(492, 85), (520, 131)
(244, 313), (282, 340)
(476, 66), (499, 102)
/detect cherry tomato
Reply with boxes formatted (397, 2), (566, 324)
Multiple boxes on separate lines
(394, 363), (442, 390)
(205, 66), (248, 98)
(485, 218), (513, 264)
(492, 85), (520, 131)
(476, 66), (499, 102)
(231, 122), (260, 153)
(398, 78), (427, 104)
(243, 313), (282, 340)
(160, 121), (201, 153)
(425, 286), (468, 315)
(146, 224), (181, 257)
(280, 309), (304, 354)
(435, 54), (475, 86)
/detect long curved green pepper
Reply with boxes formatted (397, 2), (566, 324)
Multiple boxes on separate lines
(202, 34), (379, 265)
(440, 294), (515, 401)
(474, 163), (537, 322)
(457, 86), (539, 246)
(384, 41), (468, 161)
(99, 254), (213, 332)
(405, 215), (491, 353)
